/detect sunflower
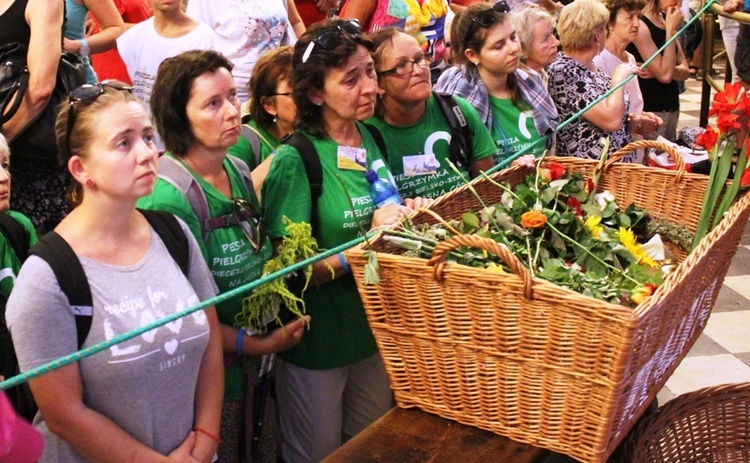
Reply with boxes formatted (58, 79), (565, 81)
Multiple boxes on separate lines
(584, 216), (604, 239)
(617, 227), (657, 267)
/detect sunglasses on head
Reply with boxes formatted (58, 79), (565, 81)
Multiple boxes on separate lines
(301, 20), (363, 64)
(207, 197), (267, 253)
(464, 1), (511, 45)
(65, 80), (133, 156)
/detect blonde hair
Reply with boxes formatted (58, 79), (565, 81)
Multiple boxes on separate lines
(557, 0), (609, 51)
(0, 133), (9, 159)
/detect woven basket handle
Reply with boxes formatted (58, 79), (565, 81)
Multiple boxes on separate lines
(427, 234), (534, 299)
(605, 140), (686, 183)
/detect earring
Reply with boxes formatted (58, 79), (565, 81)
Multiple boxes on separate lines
(273, 116), (277, 124)
(86, 179), (94, 187)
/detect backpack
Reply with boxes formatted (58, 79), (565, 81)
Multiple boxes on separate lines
(1, 210), (189, 420)
(157, 155), (258, 242)
(0, 213), (33, 420)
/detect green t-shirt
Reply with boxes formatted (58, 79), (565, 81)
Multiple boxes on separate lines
(262, 123), (394, 370)
(227, 119), (281, 170)
(366, 95), (495, 199)
(137, 155), (272, 401)
(489, 95), (544, 164)
(0, 211), (38, 301)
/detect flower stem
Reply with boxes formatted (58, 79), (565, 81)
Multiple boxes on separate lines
(712, 139), (747, 229)
(546, 222), (640, 284)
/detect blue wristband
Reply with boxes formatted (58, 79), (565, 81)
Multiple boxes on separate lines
(235, 329), (244, 358)
(337, 252), (351, 273)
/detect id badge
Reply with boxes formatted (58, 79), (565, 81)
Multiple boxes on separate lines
(402, 154), (439, 176)
(337, 146), (367, 171)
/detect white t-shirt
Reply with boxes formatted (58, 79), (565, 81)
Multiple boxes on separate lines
(117, 17), (219, 107)
(593, 48), (644, 114)
(187, 0), (293, 101)
(7, 218), (218, 462)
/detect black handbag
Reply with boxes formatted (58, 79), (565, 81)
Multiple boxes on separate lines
(0, 42), (86, 161)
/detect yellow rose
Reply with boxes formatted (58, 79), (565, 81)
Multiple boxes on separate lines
(520, 210), (547, 228)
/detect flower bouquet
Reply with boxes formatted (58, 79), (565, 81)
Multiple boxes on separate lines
(377, 159), (681, 308)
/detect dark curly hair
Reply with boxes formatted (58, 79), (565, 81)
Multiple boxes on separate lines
(150, 50), (234, 156)
(291, 19), (374, 138)
(603, 0), (647, 25)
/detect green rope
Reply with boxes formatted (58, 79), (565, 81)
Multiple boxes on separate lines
(0, 2), (716, 390)
(0, 235), (374, 390)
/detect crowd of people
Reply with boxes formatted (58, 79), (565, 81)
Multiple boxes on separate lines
(0, 0), (746, 460)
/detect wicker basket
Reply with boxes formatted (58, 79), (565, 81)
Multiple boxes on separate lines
(624, 382), (750, 462)
(346, 141), (750, 463)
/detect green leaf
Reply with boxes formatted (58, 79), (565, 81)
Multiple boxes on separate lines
(618, 213), (631, 228)
(462, 212), (480, 230)
(364, 251), (380, 285)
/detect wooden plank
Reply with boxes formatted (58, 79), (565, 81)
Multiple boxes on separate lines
(323, 408), (552, 463)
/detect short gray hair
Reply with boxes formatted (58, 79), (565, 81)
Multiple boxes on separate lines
(511, 5), (557, 63)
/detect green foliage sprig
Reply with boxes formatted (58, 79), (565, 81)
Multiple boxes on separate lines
(235, 217), (319, 332)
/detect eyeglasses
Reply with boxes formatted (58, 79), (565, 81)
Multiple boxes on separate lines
(464, 1), (511, 46)
(301, 20), (363, 64)
(207, 197), (267, 253)
(66, 80), (133, 156)
(378, 54), (433, 77)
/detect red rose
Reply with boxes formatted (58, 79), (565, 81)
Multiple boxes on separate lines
(547, 162), (566, 180)
(584, 178), (595, 194)
(696, 126), (718, 151)
(567, 197), (583, 216)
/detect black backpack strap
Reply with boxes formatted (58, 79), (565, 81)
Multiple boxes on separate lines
(433, 91), (474, 168)
(0, 213), (30, 262)
(29, 232), (92, 349)
(282, 132), (323, 236)
(139, 209), (190, 277)
(362, 123), (388, 160)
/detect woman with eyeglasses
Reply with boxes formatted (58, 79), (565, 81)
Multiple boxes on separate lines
(548, 0), (639, 160)
(6, 81), (223, 462)
(228, 46), (296, 202)
(435, 2), (559, 165)
(262, 19), (423, 462)
(366, 28), (496, 199)
(138, 50), (310, 463)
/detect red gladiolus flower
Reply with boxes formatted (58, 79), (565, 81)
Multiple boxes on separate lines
(742, 166), (750, 187)
(545, 162), (566, 180)
(717, 112), (741, 134)
(696, 126), (718, 151)
(566, 197), (584, 216)
(710, 82), (744, 116)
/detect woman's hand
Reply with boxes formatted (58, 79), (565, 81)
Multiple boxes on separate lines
(404, 197), (435, 211)
(167, 431), (197, 463)
(611, 63), (639, 86)
(664, 5), (683, 34)
(628, 112), (663, 135)
(370, 203), (412, 230)
(511, 154), (537, 169)
(263, 316), (311, 353)
(63, 37), (82, 54)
